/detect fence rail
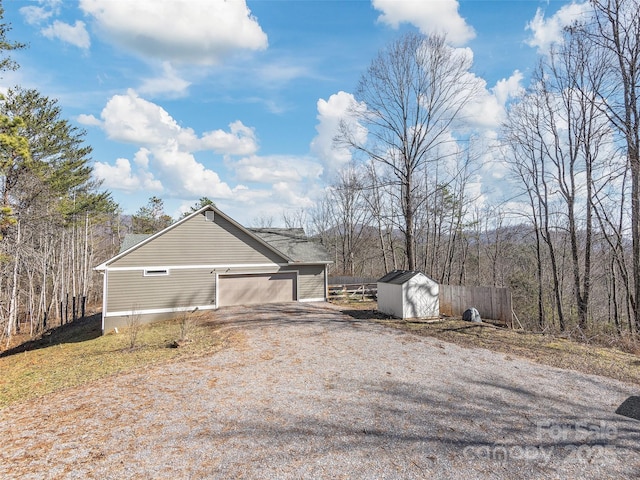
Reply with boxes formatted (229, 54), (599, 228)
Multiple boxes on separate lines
(328, 283), (378, 301)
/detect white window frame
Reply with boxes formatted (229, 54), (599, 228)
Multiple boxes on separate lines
(143, 268), (170, 277)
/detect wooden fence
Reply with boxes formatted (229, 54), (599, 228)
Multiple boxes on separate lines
(327, 281), (513, 327)
(328, 283), (378, 301)
(439, 284), (513, 326)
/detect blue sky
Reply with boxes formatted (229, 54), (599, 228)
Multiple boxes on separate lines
(2, 0), (591, 226)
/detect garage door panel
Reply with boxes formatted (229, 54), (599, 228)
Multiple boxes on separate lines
(218, 273), (296, 306)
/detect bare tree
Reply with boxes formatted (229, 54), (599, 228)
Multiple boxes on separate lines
(325, 165), (372, 276)
(589, 0), (640, 330)
(282, 208), (307, 231)
(339, 32), (480, 270)
(250, 214), (274, 228)
(542, 28), (610, 330)
(504, 26), (612, 332)
(504, 83), (566, 330)
(363, 160), (393, 273)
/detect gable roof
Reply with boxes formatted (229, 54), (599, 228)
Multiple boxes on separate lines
(95, 205), (331, 271)
(250, 228), (332, 264)
(378, 270), (427, 285)
(118, 233), (151, 254)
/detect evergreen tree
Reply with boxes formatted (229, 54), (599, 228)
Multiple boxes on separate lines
(132, 196), (173, 234)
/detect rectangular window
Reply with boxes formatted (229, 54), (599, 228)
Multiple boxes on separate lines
(144, 268), (169, 277)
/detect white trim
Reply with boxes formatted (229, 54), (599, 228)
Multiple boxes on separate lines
(103, 263), (286, 272)
(105, 304), (217, 318)
(299, 297), (326, 303)
(216, 269), (299, 277)
(324, 265), (328, 300)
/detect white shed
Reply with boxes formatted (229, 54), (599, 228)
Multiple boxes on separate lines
(377, 270), (439, 319)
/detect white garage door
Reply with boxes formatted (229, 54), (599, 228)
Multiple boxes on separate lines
(218, 272), (296, 307)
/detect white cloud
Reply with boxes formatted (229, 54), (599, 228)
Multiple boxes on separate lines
(199, 121), (258, 156)
(272, 182), (315, 208)
(133, 148), (152, 168)
(19, 0), (60, 25)
(79, 0), (268, 65)
(101, 90), (182, 145)
(93, 157), (162, 193)
(76, 113), (101, 126)
(372, 0), (475, 46)
(462, 70), (524, 129)
(149, 142), (236, 198)
(310, 91), (367, 176)
(525, 2), (591, 52)
(90, 91), (264, 202)
(233, 155), (323, 183)
(41, 20), (91, 49)
(100, 90), (259, 155)
(493, 71), (525, 106)
(139, 62), (191, 97)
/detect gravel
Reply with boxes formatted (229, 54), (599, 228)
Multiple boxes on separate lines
(1, 302), (638, 479)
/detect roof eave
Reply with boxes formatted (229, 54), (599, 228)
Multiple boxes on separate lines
(288, 261), (333, 265)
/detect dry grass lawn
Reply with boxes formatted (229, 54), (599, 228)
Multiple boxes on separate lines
(0, 312), (236, 409)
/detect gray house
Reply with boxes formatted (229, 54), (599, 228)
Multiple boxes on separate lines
(95, 205), (332, 333)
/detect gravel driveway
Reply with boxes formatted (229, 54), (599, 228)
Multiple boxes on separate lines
(1, 302), (639, 479)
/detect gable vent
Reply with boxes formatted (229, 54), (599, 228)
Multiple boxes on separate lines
(205, 211), (215, 222)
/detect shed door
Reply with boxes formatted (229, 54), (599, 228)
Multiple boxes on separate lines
(218, 273), (296, 307)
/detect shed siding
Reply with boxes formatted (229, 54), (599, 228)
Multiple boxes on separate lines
(377, 283), (403, 318)
(378, 273), (439, 319)
(403, 276), (439, 318)
(111, 213), (286, 267)
(106, 268), (216, 312)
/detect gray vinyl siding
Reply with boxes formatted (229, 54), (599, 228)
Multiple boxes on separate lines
(106, 265), (325, 314)
(283, 265), (326, 299)
(111, 213), (286, 267)
(106, 269), (216, 312)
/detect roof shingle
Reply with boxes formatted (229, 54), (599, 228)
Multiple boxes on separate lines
(377, 270), (424, 285)
(249, 228), (332, 264)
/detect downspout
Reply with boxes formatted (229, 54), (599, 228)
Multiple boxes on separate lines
(101, 269), (107, 333)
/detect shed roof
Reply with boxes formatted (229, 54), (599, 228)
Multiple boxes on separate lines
(377, 270), (426, 285)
